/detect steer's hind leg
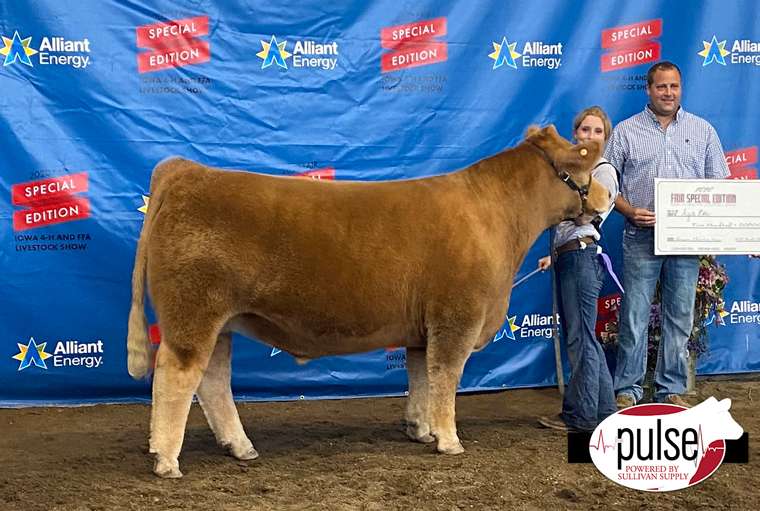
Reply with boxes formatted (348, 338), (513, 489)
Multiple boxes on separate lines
(405, 346), (434, 443)
(425, 319), (482, 455)
(196, 332), (258, 461)
(150, 325), (218, 478)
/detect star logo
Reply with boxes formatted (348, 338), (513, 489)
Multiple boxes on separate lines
(12, 337), (52, 370)
(138, 195), (149, 214)
(0, 31), (38, 67)
(256, 36), (292, 69)
(493, 315), (521, 341)
(488, 37), (521, 69)
(698, 35), (730, 66)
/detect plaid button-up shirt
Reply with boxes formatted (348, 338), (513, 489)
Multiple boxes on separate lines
(604, 106), (730, 212)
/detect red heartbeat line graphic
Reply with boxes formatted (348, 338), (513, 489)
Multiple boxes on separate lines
(696, 425), (724, 455)
(589, 429), (618, 453)
(693, 424), (725, 468)
(591, 424), (725, 464)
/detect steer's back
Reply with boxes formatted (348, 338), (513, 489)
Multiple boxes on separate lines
(144, 159), (510, 357)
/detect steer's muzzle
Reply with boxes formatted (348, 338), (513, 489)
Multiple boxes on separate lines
(575, 178), (611, 225)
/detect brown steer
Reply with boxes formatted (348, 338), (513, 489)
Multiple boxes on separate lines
(127, 125), (609, 477)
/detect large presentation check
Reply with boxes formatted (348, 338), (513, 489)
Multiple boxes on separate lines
(654, 179), (760, 255)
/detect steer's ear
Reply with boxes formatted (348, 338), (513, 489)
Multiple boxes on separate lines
(525, 125), (572, 160)
(525, 125), (542, 138)
(525, 124), (558, 140)
(556, 139), (603, 175)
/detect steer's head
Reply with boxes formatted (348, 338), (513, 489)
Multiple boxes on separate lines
(525, 125), (610, 224)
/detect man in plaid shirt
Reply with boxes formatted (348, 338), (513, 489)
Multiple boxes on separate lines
(604, 61), (730, 409)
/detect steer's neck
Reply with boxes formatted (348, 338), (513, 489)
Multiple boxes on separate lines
(472, 144), (577, 231)
(458, 143), (581, 271)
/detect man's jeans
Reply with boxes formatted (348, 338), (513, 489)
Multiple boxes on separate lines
(614, 225), (699, 403)
(555, 244), (617, 430)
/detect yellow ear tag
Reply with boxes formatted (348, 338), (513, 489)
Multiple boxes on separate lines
(580, 148), (588, 156)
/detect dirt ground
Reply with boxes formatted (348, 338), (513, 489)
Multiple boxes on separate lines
(0, 380), (757, 511)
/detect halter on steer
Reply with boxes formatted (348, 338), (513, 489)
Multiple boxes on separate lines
(526, 140), (593, 214)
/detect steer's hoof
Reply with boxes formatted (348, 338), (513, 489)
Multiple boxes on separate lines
(231, 445), (259, 461)
(153, 459), (183, 479)
(437, 441), (465, 455)
(406, 425), (435, 444)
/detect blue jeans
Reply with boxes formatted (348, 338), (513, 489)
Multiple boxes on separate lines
(555, 244), (617, 430)
(614, 225), (699, 403)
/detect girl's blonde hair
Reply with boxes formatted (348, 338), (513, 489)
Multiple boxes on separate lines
(572, 106), (612, 141)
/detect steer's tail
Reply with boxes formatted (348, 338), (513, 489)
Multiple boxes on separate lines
(127, 157), (187, 379)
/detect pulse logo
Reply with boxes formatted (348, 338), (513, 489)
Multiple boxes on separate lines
(589, 397), (744, 491)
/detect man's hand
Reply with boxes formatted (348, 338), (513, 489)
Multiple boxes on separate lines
(629, 208), (656, 227)
(538, 256), (551, 271)
(614, 196), (656, 227)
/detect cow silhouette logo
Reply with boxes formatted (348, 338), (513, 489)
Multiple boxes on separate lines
(589, 397), (744, 491)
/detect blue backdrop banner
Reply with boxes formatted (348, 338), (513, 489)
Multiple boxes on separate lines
(2, 1), (759, 406)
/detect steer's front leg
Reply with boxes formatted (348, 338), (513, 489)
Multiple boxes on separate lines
(424, 322), (481, 454)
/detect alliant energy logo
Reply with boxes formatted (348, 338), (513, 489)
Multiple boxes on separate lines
(12, 338), (52, 370)
(13, 337), (104, 370)
(256, 36), (340, 71)
(488, 38), (562, 70)
(136, 16), (210, 73)
(381, 17), (447, 72)
(700, 35), (760, 67)
(590, 398), (743, 491)
(726, 147), (757, 180)
(601, 19), (662, 72)
(725, 300), (760, 326)
(698, 36), (730, 66)
(494, 313), (558, 341)
(1, 31), (37, 66)
(1, 30), (91, 69)
(11, 173), (89, 231)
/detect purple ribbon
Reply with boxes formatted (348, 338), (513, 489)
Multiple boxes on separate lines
(599, 251), (625, 293)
